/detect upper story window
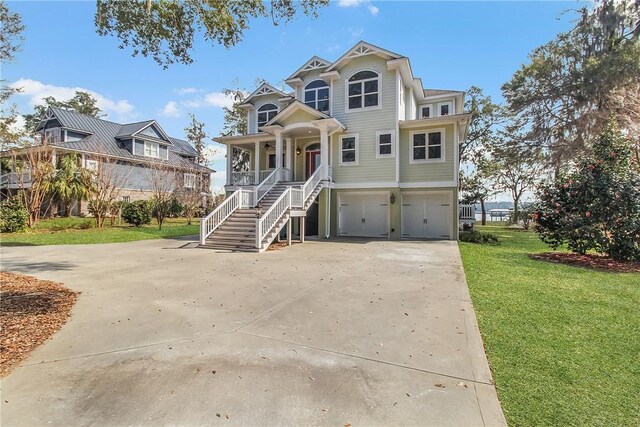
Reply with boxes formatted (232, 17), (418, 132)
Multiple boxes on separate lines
(347, 70), (379, 111)
(144, 141), (160, 158)
(438, 101), (453, 116)
(85, 159), (99, 172)
(184, 173), (196, 189)
(257, 104), (278, 127)
(339, 134), (359, 165)
(304, 80), (330, 113)
(376, 130), (395, 158)
(410, 129), (444, 163)
(420, 105), (432, 118)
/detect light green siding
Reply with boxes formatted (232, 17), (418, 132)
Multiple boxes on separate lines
(399, 124), (456, 183)
(250, 94), (284, 134)
(280, 109), (320, 127)
(292, 136), (319, 181)
(330, 55), (397, 184)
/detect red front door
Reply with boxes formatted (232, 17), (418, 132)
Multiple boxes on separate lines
(306, 150), (321, 179)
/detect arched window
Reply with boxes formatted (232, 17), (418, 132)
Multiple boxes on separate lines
(257, 103), (278, 127)
(347, 70), (379, 110)
(304, 80), (330, 113)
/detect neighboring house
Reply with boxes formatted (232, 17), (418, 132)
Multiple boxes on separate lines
(0, 107), (213, 215)
(203, 40), (473, 251)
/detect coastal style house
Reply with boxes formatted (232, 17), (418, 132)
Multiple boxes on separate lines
(202, 41), (472, 252)
(1, 107), (213, 215)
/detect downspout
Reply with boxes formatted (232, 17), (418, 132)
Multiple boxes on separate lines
(325, 186), (331, 239)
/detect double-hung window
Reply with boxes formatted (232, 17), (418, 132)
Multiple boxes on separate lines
(184, 173), (196, 189)
(257, 104), (278, 127)
(144, 141), (160, 158)
(340, 134), (359, 165)
(376, 130), (395, 158)
(85, 159), (98, 172)
(347, 70), (379, 111)
(411, 129), (444, 163)
(304, 80), (330, 113)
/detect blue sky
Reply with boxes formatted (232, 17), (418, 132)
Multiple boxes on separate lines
(5, 0), (584, 192)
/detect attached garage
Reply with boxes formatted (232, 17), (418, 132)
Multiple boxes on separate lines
(338, 193), (389, 238)
(401, 192), (453, 239)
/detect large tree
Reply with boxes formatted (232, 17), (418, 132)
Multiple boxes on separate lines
(23, 91), (103, 133)
(502, 0), (640, 169)
(184, 113), (208, 165)
(460, 154), (497, 226)
(0, 1), (25, 149)
(95, 0), (329, 68)
(461, 86), (503, 163)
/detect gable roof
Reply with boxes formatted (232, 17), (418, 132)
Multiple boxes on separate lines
(115, 120), (172, 143)
(39, 107), (211, 173)
(324, 40), (403, 73)
(242, 82), (291, 105)
(263, 100), (331, 127)
(285, 55), (332, 81)
(424, 89), (465, 97)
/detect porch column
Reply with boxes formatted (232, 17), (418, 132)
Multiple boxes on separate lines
(275, 131), (283, 170)
(320, 128), (329, 178)
(285, 138), (292, 171)
(254, 141), (260, 184)
(226, 144), (232, 185)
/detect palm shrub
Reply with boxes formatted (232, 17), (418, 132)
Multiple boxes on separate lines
(52, 154), (92, 216)
(535, 120), (640, 261)
(121, 200), (151, 227)
(0, 196), (29, 233)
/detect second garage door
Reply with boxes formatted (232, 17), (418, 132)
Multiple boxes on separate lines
(339, 193), (389, 238)
(402, 193), (452, 239)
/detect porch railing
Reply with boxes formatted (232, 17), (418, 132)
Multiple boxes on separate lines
(229, 171), (255, 186)
(256, 167), (290, 204)
(256, 188), (291, 248)
(200, 189), (253, 244)
(459, 204), (476, 220)
(0, 171), (32, 186)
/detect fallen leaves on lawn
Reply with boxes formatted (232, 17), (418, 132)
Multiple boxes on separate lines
(0, 271), (78, 376)
(529, 252), (640, 273)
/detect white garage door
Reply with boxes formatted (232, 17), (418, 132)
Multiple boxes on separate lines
(339, 193), (389, 238)
(402, 193), (452, 239)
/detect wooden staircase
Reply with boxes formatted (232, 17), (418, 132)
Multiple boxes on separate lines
(201, 181), (311, 252)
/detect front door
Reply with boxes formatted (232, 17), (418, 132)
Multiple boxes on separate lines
(306, 150), (321, 179)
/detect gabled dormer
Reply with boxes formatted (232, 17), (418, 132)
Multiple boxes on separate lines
(239, 82), (294, 134)
(116, 120), (173, 160)
(35, 107), (92, 143)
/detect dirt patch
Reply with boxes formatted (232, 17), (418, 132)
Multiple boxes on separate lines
(1, 271), (78, 376)
(529, 252), (640, 273)
(267, 241), (300, 251)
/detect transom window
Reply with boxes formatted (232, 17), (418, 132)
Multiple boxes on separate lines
(304, 80), (330, 113)
(347, 70), (379, 110)
(257, 103), (278, 127)
(376, 130), (395, 158)
(340, 134), (359, 164)
(144, 141), (160, 158)
(184, 173), (196, 189)
(411, 130), (444, 163)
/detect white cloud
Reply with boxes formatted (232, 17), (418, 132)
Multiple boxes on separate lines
(203, 91), (234, 108)
(175, 87), (199, 95)
(210, 170), (227, 193)
(10, 78), (136, 121)
(349, 27), (364, 39)
(337, 0), (379, 15)
(160, 101), (181, 118)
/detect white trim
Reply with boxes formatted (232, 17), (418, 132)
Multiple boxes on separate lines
(301, 140), (321, 179)
(133, 120), (172, 143)
(338, 133), (359, 166)
(399, 181), (457, 188)
(399, 113), (472, 129)
(454, 122), (460, 187)
(331, 181), (398, 189)
(418, 104), (433, 119)
(400, 190), (454, 241)
(303, 79), (331, 115)
(144, 140), (160, 159)
(183, 173), (196, 188)
(344, 68), (382, 113)
(85, 159), (99, 172)
(325, 41), (402, 72)
(337, 191), (391, 239)
(256, 103), (279, 129)
(437, 101), (453, 117)
(375, 129), (395, 159)
(409, 128), (446, 164)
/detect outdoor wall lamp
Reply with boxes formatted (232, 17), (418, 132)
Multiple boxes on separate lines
(390, 193), (396, 204)
(264, 142), (271, 149)
(296, 147), (302, 155)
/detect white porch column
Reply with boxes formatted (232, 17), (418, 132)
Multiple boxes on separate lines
(254, 141), (261, 184)
(285, 138), (292, 171)
(275, 131), (283, 170)
(226, 144), (233, 185)
(320, 128), (329, 178)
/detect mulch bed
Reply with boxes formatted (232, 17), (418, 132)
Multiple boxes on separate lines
(529, 252), (640, 273)
(267, 241), (301, 251)
(0, 271), (79, 376)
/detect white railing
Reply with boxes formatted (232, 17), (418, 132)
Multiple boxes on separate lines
(0, 171), (32, 186)
(459, 204), (476, 220)
(200, 189), (253, 244)
(256, 188), (291, 248)
(230, 171), (255, 186)
(259, 170), (273, 182)
(290, 188), (304, 208)
(256, 167), (283, 204)
(301, 165), (324, 207)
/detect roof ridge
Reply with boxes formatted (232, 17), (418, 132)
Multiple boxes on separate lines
(49, 106), (123, 126)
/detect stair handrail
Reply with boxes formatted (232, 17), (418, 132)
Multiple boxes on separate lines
(200, 189), (251, 244)
(301, 164), (324, 205)
(256, 187), (291, 248)
(255, 167), (282, 204)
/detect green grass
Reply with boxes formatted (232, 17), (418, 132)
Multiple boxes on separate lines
(0, 217), (199, 246)
(459, 226), (639, 426)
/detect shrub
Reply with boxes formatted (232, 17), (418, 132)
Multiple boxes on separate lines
(535, 120), (640, 261)
(0, 197), (29, 233)
(121, 200), (151, 227)
(169, 197), (183, 218)
(459, 230), (500, 244)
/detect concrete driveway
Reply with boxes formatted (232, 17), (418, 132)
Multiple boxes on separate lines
(0, 238), (505, 426)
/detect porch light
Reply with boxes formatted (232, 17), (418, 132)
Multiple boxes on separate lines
(390, 193), (396, 204)
(296, 147), (302, 155)
(264, 142), (271, 149)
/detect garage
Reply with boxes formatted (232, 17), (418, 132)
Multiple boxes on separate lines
(401, 192), (452, 239)
(338, 193), (389, 238)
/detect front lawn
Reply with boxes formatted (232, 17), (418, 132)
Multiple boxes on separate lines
(459, 226), (639, 426)
(0, 217), (199, 246)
